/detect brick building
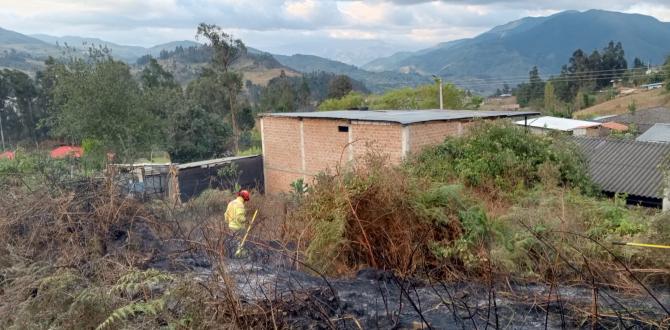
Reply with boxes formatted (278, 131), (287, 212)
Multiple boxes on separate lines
(260, 110), (538, 193)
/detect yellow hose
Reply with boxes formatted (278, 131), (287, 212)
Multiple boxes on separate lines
(612, 242), (670, 249)
(235, 210), (258, 257)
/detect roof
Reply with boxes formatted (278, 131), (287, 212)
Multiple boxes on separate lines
(177, 155), (260, 170)
(595, 107), (670, 133)
(0, 151), (15, 160)
(592, 114), (616, 121)
(514, 116), (601, 131)
(571, 137), (670, 199)
(260, 110), (539, 125)
(636, 123), (670, 143)
(601, 122), (628, 131)
(50, 146), (83, 159)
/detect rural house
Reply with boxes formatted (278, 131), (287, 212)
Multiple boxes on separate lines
(260, 110), (538, 193)
(514, 116), (605, 136)
(636, 123), (670, 143)
(572, 137), (670, 209)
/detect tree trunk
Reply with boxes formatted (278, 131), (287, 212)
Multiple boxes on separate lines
(229, 90), (239, 154)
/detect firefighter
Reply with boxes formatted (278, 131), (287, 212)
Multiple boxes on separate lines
(225, 189), (251, 257)
(225, 189), (250, 232)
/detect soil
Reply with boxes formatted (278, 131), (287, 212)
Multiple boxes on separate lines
(167, 239), (670, 329)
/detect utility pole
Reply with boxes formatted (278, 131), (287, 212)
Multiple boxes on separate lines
(432, 74), (443, 110)
(0, 111), (5, 151)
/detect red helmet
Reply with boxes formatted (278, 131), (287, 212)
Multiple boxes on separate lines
(238, 190), (250, 202)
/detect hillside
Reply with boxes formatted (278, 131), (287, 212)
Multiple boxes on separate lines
(32, 34), (200, 62)
(364, 10), (670, 94)
(574, 89), (670, 119)
(139, 46), (302, 87)
(274, 54), (430, 93)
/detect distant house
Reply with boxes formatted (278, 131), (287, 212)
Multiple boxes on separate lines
(593, 107), (670, 133)
(50, 146), (84, 159)
(601, 122), (628, 132)
(640, 82), (664, 90)
(0, 151), (15, 160)
(572, 137), (670, 209)
(514, 116), (604, 136)
(636, 123), (670, 143)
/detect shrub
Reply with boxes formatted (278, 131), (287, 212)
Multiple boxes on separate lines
(412, 121), (594, 194)
(290, 153), (500, 276)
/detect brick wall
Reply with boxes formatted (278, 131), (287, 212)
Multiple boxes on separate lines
(262, 116), (490, 193)
(351, 121), (404, 164)
(303, 119), (350, 174)
(408, 121), (461, 155)
(261, 117), (302, 194)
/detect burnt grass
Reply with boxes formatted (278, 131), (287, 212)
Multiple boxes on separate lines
(149, 235), (670, 329)
(1, 179), (668, 329)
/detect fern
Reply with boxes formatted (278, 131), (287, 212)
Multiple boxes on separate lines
(96, 269), (174, 329)
(96, 298), (166, 330)
(109, 268), (173, 297)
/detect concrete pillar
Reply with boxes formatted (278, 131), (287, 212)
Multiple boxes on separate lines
(401, 125), (410, 159)
(300, 119), (306, 180)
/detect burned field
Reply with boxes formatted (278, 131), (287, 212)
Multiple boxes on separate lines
(1, 123), (670, 329)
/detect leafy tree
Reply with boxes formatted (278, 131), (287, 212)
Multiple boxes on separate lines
(544, 81), (557, 114)
(140, 58), (178, 89)
(259, 70), (311, 112)
(50, 57), (160, 161)
(167, 103), (231, 163)
(327, 75), (353, 99)
(318, 83), (479, 111)
(196, 23), (247, 154)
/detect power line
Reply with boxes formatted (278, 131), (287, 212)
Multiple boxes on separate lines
(451, 72), (660, 89)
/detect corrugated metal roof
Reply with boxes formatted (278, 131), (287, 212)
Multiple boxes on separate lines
(636, 123), (670, 143)
(260, 110), (539, 125)
(514, 116), (601, 131)
(572, 137), (670, 199)
(177, 155), (260, 169)
(601, 122), (628, 131)
(594, 107), (670, 133)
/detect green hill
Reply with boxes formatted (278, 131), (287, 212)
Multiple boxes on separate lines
(274, 54), (430, 93)
(364, 10), (670, 94)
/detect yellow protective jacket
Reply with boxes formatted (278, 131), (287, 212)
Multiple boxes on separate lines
(225, 196), (246, 231)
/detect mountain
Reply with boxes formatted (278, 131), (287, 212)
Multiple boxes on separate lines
(364, 10), (670, 93)
(270, 39), (415, 67)
(273, 54), (430, 93)
(31, 34), (200, 62)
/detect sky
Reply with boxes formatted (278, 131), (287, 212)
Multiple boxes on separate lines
(1, 0), (670, 64)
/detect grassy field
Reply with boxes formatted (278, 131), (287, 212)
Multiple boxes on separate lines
(574, 88), (670, 119)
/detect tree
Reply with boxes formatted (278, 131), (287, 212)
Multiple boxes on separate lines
(167, 103), (231, 162)
(327, 75), (353, 99)
(140, 58), (178, 90)
(544, 81), (557, 114)
(50, 57), (160, 161)
(196, 23), (247, 154)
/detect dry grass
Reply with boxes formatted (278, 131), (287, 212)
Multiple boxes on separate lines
(574, 88), (670, 119)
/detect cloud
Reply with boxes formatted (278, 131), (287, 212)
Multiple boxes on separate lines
(0, 0), (669, 58)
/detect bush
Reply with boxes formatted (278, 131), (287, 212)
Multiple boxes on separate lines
(412, 121), (594, 194)
(290, 153), (500, 276)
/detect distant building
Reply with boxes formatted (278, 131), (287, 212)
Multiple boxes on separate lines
(50, 146), (84, 159)
(592, 107), (670, 133)
(260, 109), (538, 193)
(640, 82), (664, 90)
(600, 122), (628, 132)
(572, 137), (670, 209)
(636, 123), (670, 143)
(0, 151), (15, 160)
(514, 116), (604, 136)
